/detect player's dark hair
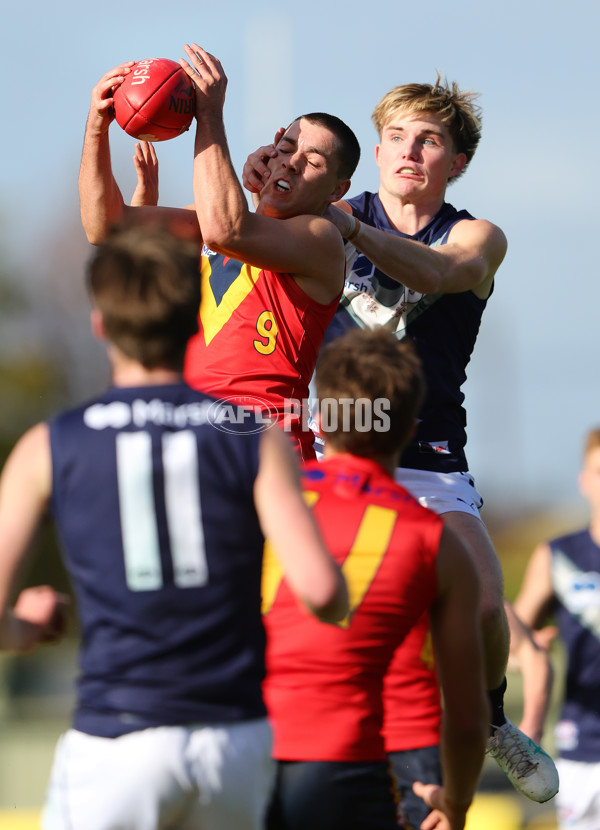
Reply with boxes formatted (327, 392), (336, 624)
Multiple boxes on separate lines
(87, 224), (201, 370)
(294, 112), (361, 179)
(315, 328), (426, 459)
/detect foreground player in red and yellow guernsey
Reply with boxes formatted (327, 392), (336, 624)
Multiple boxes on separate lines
(261, 327), (489, 830)
(78, 46), (360, 459)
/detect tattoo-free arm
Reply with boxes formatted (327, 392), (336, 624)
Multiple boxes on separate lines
(0, 424), (60, 652)
(326, 201), (507, 297)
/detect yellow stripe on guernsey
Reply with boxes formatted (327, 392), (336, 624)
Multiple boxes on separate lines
(261, 493), (397, 627)
(199, 256), (264, 345)
(261, 491), (320, 615)
(338, 504), (396, 628)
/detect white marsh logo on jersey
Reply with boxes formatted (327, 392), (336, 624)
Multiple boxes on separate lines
(342, 248), (439, 337)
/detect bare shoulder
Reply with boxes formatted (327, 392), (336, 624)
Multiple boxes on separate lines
(7, 423), (50, 466)
(449, 216), (508, 264)
(1, 422), (52, 496)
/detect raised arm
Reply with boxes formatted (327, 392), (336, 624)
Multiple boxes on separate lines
(325, 201), (507, 297)
(0, 423), (65, 652)
(130, 141), (159, 207)
(180, 45), (347, 304)
(79, 63), (134, 243)
(253, 427), (348, 623)
(79, 65), (201, 244)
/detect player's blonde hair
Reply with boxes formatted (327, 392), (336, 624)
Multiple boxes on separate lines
(372, 72), (482, 179)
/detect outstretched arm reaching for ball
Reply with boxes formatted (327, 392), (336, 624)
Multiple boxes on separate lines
(79, 63), (134, 243)
(130, 141), (159, 207)
(79, 65), (200, 244)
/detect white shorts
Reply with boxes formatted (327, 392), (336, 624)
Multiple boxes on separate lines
(555, 757), (600, 830)
(41, 719), (275, 830)
(394, 469), (484, 518)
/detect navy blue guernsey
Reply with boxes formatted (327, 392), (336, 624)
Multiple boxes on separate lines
(549, 529), (600, 762)
(49, 383), (267, 738)
(326, 194), (491, 473)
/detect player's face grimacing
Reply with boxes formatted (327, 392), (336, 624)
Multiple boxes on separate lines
(376, 110), (466, 203)
(257, 118), (348, 219)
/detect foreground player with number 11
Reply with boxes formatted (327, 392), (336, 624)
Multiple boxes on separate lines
(0, 225), (348, 830)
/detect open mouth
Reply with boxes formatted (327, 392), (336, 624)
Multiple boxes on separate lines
(275, 179), (291, 192)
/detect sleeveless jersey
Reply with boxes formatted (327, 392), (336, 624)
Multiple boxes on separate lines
(49, 383), (267, 738)
(549, 529), (600, 762)
(184, 246), (340, 460)
(262, 454), (443, 761)
(325, 195), (491, 473)
(382, 612), (442, 751)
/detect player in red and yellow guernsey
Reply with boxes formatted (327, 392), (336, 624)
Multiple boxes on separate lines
(78, 46), (360, 460)
(262, 327), (489, 830)
(183, 247), (337, 460)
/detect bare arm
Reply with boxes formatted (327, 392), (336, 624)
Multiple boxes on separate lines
(79, 63), (135, 243)
(325, 201), (507, 298)
(513, 543), (555, 630)
(253, 427), (348, 623)
(0, 424), (64, 652)
(423, 525), (489, 830)
(130, 141), (159, 206)
(79, 65), (200, 244)
(180, 46), (346, 304)
(505, 599), (553, 744)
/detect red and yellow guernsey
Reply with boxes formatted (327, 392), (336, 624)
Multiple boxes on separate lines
(184, 247), (340, 460)
(262, 454), (443, 761)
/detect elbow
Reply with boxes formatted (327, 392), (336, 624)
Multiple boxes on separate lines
(84, 228), (103, 246)
(413, 272), (443, 294)
(307, 571), (349, 625)
(201, 218), (241, 253)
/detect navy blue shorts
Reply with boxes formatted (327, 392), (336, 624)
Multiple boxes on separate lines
(388, 745), (442, 830)
(267, 759), (400, 830)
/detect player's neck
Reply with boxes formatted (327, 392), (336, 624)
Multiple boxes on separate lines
(378, 188), (445, 236)
(110, 350), (183, 388)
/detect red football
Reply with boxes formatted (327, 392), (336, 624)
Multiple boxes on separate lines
(113, 58), (195, 142)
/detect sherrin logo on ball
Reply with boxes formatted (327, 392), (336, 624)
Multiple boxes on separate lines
(113, 58), (196, 142)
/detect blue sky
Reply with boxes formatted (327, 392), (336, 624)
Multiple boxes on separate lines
(1, 0), (598, 515)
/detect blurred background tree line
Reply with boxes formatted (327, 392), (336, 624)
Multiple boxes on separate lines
(0, 215), (110, 740)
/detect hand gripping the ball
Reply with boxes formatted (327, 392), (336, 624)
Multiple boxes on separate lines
(88, 62), (135, 136)
(113, 58), (196, 142)
(180, 44), (228, 125)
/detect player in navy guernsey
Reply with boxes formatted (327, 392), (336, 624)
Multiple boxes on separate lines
(515, 426), (600, 830)
(0, 225), (347, 830)
(243, 76), (559, 811)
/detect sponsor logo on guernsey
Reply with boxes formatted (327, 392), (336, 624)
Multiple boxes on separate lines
(568, 572), (600, 610)
(554, 551), (600, 639)
(83, 399), (216, 430)
(554, 719), (579, 752)
(418, 440), (451, 456)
